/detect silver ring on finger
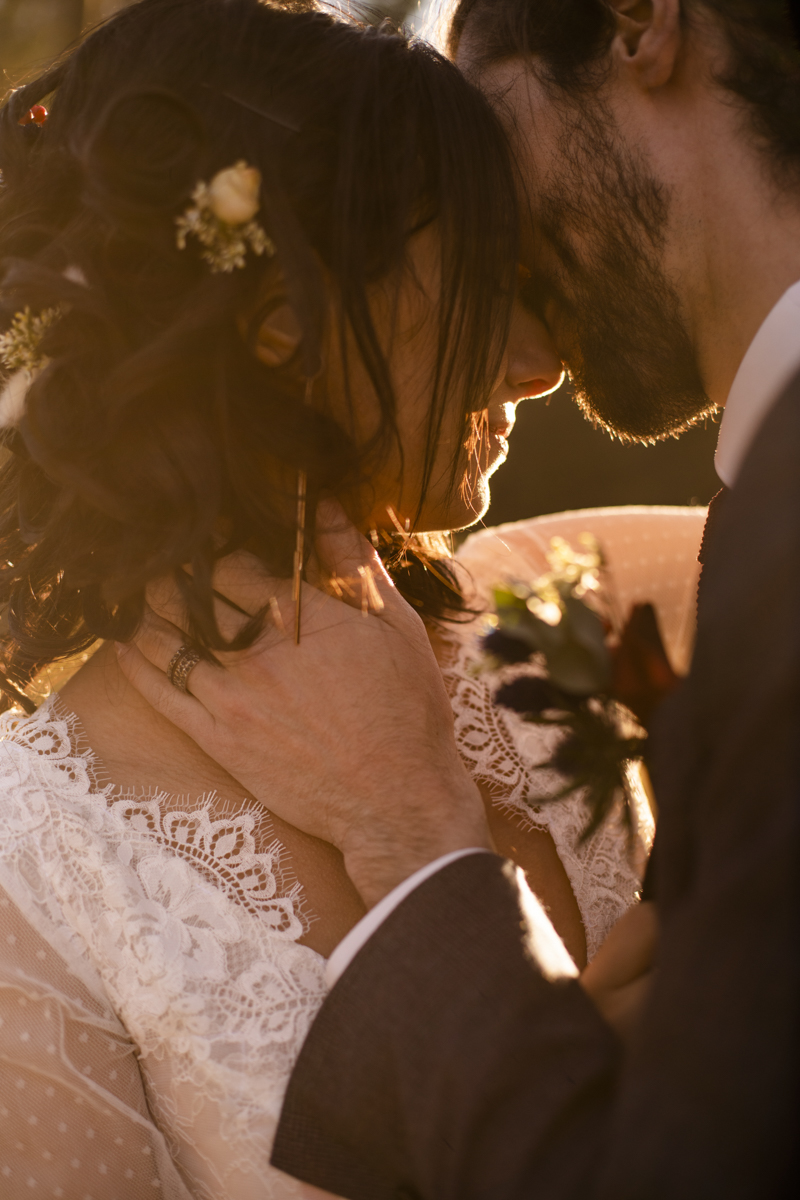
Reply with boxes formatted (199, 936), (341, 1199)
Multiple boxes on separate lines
(166, 644), (202, 694)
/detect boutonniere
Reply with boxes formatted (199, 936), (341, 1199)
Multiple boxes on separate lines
(481, 534), (680, 840)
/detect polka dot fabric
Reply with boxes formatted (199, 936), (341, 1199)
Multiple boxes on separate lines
(0, 888), (188, 1198)
(458, 506), (706, 675)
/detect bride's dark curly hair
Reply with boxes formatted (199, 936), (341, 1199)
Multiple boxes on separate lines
(0, 0), (519, 712)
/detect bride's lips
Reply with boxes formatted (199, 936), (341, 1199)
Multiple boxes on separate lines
(489, 428), (509, 459)
(487, 407), (516, 461)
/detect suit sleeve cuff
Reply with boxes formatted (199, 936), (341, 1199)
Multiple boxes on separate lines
(325, 848), (491, 988)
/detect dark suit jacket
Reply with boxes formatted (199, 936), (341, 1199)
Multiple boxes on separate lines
(272, 378), (800, 1199)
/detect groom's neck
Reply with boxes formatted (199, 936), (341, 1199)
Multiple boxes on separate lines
(657, 91), (800, 409)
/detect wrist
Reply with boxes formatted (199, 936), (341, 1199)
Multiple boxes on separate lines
(339, 775), (492, 909)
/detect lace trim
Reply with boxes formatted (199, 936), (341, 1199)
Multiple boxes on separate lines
(109, 799), (308, 935)
(29, 694), (313, 936)
(437, 620), (653, 959)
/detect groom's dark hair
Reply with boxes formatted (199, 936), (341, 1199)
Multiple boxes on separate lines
(450, 1), (800, 184)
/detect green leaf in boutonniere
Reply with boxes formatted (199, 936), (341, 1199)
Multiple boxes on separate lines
(481, 534), (676, 842)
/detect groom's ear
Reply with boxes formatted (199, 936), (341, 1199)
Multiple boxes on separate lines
(608, 0), (682, 90)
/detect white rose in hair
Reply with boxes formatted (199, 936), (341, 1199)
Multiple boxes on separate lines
(207, 162), (262, 225)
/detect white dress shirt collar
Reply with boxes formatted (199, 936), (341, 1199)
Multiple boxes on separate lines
(716, 280), (800, 486)
(325, 848), (488, 988)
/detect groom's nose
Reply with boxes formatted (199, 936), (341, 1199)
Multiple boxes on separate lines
(506, 303), (565, 401)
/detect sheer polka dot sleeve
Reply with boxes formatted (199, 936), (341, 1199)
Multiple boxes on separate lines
(0, 886), (192, 1199)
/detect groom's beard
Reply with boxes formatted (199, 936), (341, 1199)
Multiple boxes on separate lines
(527, 106), (715, 442)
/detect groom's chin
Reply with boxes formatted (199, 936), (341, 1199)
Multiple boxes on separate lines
(572, 377), (717, 445)
(556, 294), (713, 442)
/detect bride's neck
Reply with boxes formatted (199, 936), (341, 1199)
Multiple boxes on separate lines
(59, 641), (238, 797)
(61, 625), (453, 799)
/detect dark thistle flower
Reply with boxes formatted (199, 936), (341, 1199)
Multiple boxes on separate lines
(485, 533), (667, 843)
(494, 675), (568, 716)
(611, 602), (680, 729)
(546, 709), (647, 842)
(551, 729), (591, 777)
(480, 628), (532, 665)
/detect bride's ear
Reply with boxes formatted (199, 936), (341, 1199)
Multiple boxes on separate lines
(238, 265), (303, 369)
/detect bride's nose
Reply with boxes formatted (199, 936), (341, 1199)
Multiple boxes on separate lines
(501, 300), (564, 402)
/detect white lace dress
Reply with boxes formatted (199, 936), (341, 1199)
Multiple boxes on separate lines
(0, 506), (705, 1199)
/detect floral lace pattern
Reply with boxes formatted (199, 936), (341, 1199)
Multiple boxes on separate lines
(0, 698), (324, 1199)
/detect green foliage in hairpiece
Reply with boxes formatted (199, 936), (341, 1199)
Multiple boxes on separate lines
(0, 306), (62, 374)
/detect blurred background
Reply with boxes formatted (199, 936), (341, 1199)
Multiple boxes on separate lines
(0, 0), (721, 524)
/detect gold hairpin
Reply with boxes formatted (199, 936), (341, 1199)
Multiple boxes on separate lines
(175, 161), (275, 273)
(292, 374), (320, 645)
(293, 468), (307, 644)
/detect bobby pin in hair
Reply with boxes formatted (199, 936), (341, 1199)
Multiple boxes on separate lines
(204, 86), (301, 134)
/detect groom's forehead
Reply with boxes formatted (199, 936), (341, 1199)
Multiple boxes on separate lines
(465, 57), (606, 263)
(470, 58), (570, 176)
(455, 28), (577, 143)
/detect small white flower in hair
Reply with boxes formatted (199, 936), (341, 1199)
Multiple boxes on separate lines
(63, 264), (88, 288)
(0, 368), (33, 430)
(0, 306), (56, 428)
(176, 160), (275, 273)
(0, 306), (60, 430)
(207, 162), (262, 225)
(0, 270), (80, 430)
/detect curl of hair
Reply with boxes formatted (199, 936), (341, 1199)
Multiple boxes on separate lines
(0, 0), (517, 711)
